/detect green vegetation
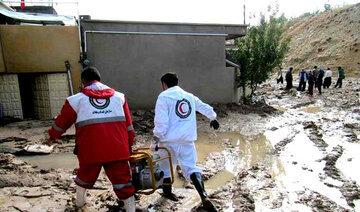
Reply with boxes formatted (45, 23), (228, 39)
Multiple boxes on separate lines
(228, 14), (291, 102)
(324, 3), (332, 11)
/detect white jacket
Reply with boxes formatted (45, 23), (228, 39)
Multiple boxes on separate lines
(325, 70), (332, 78)
(153, 86), (217, 143)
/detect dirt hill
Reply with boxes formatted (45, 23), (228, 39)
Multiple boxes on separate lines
(282, 3), (360, 76)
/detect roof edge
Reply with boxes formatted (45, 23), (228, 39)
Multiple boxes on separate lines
(80, 17), (249, 27)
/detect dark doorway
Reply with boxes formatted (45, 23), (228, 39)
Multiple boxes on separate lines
(18, 74), (37, 119)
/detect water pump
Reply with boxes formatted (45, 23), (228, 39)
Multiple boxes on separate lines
(130, 147), (174, 195)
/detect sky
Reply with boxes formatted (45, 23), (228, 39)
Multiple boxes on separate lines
(6, 0), (360, 25)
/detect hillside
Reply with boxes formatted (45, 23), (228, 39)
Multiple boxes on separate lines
(282, 3), (360, 76)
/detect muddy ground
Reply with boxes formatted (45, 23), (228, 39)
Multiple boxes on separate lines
(0, 76), (359, 212)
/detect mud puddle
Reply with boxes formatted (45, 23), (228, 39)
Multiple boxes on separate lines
(13, 119), (360, 211)
(18, 153), (78, 170)
(299, 106), (322, 113)
(15, 131), (276, 211)
(272, 106), (288, 112)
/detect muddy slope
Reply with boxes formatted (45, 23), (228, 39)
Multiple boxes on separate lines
(283, 3), (360, 75)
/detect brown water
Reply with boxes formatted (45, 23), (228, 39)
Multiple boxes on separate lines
(300, 106), (322, 113)
(18, 132), (273, 190)
(17, 131), (278, 211)
(272, 106), (288, 112)
(18, 153), (78, 170)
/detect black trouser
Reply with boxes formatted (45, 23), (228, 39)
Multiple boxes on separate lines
(286, 80), (292, 90)
(277, 76), (283, 84)
(323, 77), (331, 88)
(298, 80), (306, 91)
(308, 83), (314, 95)
(335, 78), (343, 88)
(317, 83), (322, 94)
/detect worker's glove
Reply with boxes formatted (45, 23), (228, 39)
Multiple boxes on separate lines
(47, 139), (54, 146)
(150, 136), (160, 152)
(210, 120), (220, 130)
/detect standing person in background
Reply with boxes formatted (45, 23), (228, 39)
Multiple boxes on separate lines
(297, 69), (308, 92)
(277, 67), (283, 84)
(151, 73), (219, 211)
(317, 68), (324, 95)
(285, 67), (293, 90)
(313, 66), (319, 90)
(323, 68), (332, 88)
(308, 70), (315, 97)
(335, 67), (345, 88)
(48, 67), (136, 211)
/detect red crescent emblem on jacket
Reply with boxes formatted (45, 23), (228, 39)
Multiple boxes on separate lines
(179, 102), (186, 114)
(95, 99), (104, 104)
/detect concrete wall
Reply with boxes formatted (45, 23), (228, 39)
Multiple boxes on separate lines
(0, 25), (82, 93)
(0, 74), (22, 119)
(0, 73), (68, 120)
(33, 74), (51, 120)
(33, 73), (69, 119)
(82, 21), (243, 109)
(48, 73), (69, 118)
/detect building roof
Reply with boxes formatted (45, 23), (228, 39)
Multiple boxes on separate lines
(0, 8), (74, 25)
(12, 6), (58, 15)
(81, 17), (248, 40)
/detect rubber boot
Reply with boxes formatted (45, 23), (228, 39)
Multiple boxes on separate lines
(162, 177), (179, 201)
(190, 172), (217, 212)
(123, 195), (135, 212)
(76, 185), (86, 207)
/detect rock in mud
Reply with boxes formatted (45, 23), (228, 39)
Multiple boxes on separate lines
(214, 102), (281, 118)
(0, 146), (24, 155)
(344, 123), (358, 129)
(205, 173), (255, 212)
(291, 101), (315, 109)
(303, 121), (328, 151)
(201, 152), (226, 181)
(340, 180), (360, 208)
(273, 136), (295, 155)
(0, 137), (28, 144)
(297, 189), (349, 211)
(322, 145), (344, 180)
(132, 110), (155, 134)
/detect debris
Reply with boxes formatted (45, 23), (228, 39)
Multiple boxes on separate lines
(23, 144), (53, 155)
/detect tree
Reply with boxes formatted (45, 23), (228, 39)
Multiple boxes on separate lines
(324, 3), (332, 11)
(228, 14), (291, 102)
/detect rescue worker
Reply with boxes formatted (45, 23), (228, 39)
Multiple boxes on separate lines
(151, 73), (219, 212)
(48, 67), (136, 211)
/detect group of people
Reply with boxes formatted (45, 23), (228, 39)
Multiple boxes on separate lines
(277, 66), (345, 96)
(47, 67), (219, 211)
